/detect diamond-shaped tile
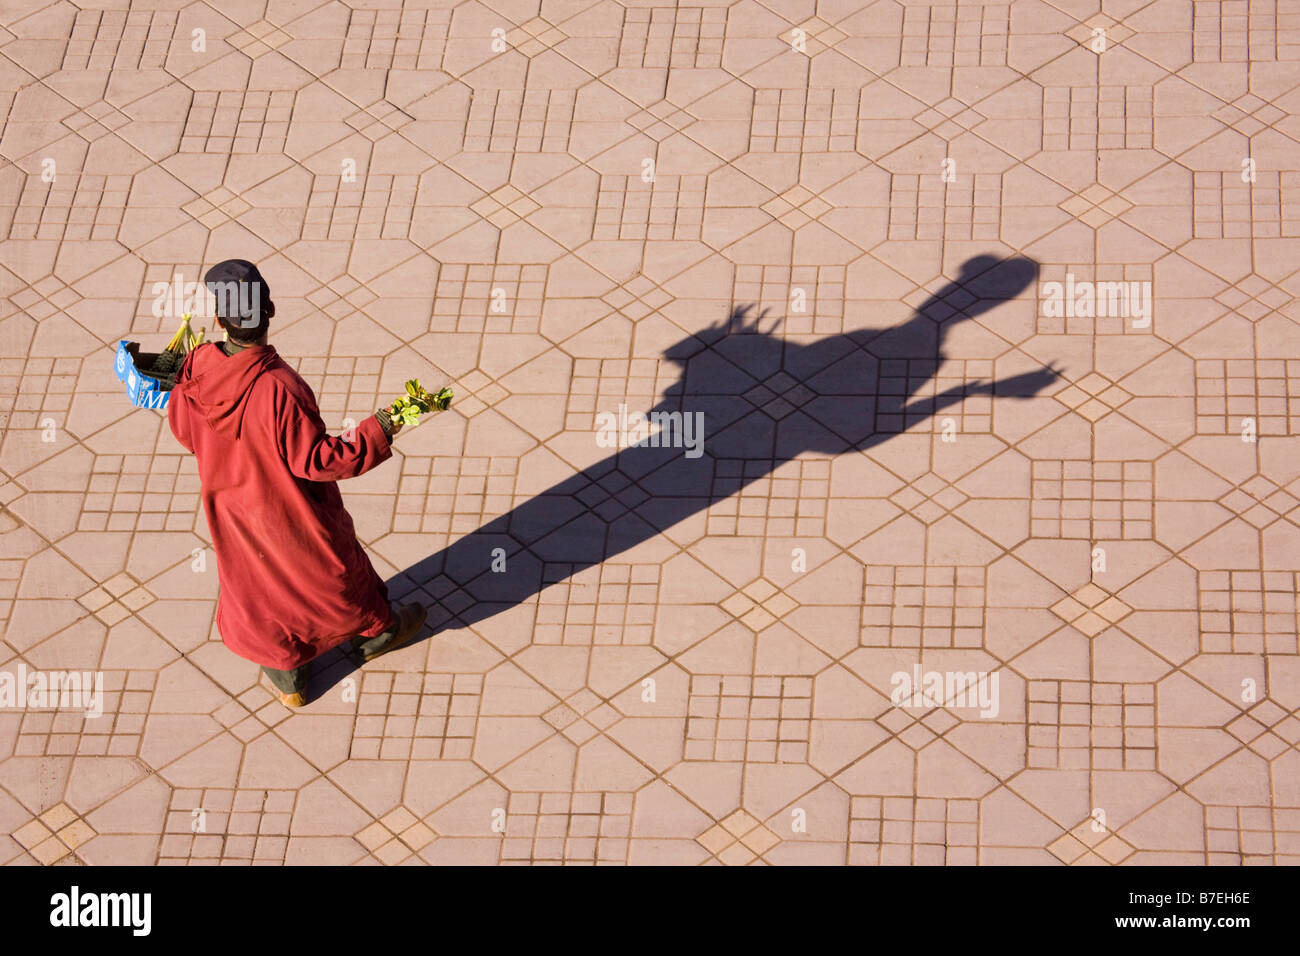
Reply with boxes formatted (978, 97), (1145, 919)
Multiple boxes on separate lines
(229, 20), (292, 57)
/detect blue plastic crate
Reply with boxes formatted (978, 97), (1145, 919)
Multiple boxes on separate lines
(114, 340), (172, 410)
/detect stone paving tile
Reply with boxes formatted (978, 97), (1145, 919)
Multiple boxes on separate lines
(1, 0), (1299, 867)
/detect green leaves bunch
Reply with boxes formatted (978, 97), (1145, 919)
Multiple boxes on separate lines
(388, 379), (453, 427)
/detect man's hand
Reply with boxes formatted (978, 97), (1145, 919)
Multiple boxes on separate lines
(379, 409), (402, 440)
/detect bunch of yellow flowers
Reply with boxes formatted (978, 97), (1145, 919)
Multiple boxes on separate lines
(152, 313), (205, 376)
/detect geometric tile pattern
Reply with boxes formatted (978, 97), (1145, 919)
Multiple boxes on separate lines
(876, 360), (995, 432)
(290, 356), (383, 421)
(3, 0), (1300, 868)
(1043, 88), (1153, 151)
(1192, 1), (1300, 62)
(1050, 582), (1133, 638)
(707, 460), (829, 536)
(0, 356), (78, 431)
(536, 564), (658, 645)
(431, 264), (547, 334)
(464, 91), (575, 154)
(566, 358), (680, 431)
(696, 809), (781, 865)
(12, 804), (96, 865)
(594, 175), (706, 241)
(849, 797), (979, 865)
(1047, 817), (1137, 865)
(1198, 571), (1300, 654)
(1193, 171), (1300, 238)
(180, 92), (295, 154)
(619, 9), (726, 69)
(10, 174), (129, 241)
(888, 174), (1001, 241)
(77, 456), (199, 533)
(64, 10), (175, 70)
(14, 668), (153, 756)
(749, 90), (859, 154)
(1194, 360), (1300, 434)
(900, 5), (1009, 66)
(501, 793), (632, 865)
(304, 175), (419, 241)
(1205, 806), (1300, 865)
(1035, 264), (1155, 334)
(733, 265), (846, 334)
(1030, 462), (1155, 540)
(162, 789), (295, 865)
(354, 807), (438, 865)
(861, 566), (985, 647)
(352, 672), (481, 760)
(686, 676), (812, 763)
(342, 10), (450, 70)
(394, 457), (516, 535)
(1027, 681), (1156, 771)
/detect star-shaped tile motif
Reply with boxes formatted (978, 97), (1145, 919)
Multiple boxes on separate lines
(506, 17), (567, 56)
(1059, 184), (1133, 228)
(1064, 14), (1136, 52)
(742, 370), (816, 421)
(12, 803), (97, 865)
(1213, 273), (1297, 322)
(888, 473), (969, 525)
(627, 100), (697, 141)
(411, 574), (477, 631)
(1217, 475), (1300, 530)
(778, 17), (847, 56)
(1048, 816), (1136, 864)
(211, 684), (292, 737)
(1212, 94), (1286, 137)
(470, 184), (541, 228)
(762, 185), (834, 229)
(1227, 698), (1300, 760)
(450, 369), (512, 418)
(1050, 583), (1133, 637)
(719, 577), (799, 632)
(355, 807), (437, 865)
(602, 275), (674, 321)
(63, 100), (131, 142)
(914, 97), (986, 139)
(696, 810), (782, 864)
(228, 20), (292, 58)
(543, 689), (620, 744)
(875, 702), (961, 750)
(573, 469), (650, 522)
(306, 275), (379, 320)
(78, 572), (155, 626)
(1054, 371), (1133, 421)
(345, 101), (414, 141)
(8, 275), (82, 321)
(183, 186), (251, 228)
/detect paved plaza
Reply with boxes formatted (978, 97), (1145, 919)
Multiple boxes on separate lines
(1, 0), (1299, 865)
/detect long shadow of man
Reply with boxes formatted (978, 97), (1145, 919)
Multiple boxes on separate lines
(312, 254), (1060, 692)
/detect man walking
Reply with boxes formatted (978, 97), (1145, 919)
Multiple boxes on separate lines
(168, 259), (426, 707)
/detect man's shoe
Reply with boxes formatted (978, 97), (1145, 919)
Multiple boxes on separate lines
(279, 689), (308, 708)
(363, 602), (428, 662)
(262, 668), (310, 708)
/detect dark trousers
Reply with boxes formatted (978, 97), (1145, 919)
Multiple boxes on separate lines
(261, 611), (399, 694)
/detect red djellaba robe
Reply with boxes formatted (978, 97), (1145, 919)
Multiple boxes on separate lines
(168, 343), (395, 670)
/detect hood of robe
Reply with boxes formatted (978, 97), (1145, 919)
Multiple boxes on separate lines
(170, 342), (280, 440)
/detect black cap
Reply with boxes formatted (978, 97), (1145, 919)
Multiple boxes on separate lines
(204, 259), (271, 325)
